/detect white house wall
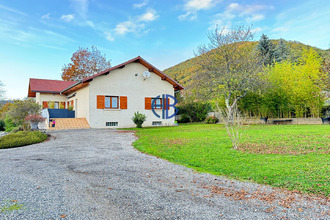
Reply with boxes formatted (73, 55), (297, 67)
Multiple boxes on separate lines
(87, 62), (175, 128)
(68, 85), (90, 122)
(37, 93), (67, 104)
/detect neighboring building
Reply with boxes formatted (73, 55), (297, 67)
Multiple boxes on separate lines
(28, 56), (184, 128)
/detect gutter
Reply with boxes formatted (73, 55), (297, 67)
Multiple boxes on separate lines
(60, 80), (82, 95)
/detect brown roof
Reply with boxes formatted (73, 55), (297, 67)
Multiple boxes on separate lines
(81, 56), (184, 90)
(28, 56), (184, 97)
(28, 78), (77, 97)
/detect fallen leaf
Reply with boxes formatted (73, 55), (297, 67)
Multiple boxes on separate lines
(60, 214), (66, 218)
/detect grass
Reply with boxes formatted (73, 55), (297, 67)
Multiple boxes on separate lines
(0, 131), (48, 149)
(0, 201), (24, 213)
(130, 124), (330, 196)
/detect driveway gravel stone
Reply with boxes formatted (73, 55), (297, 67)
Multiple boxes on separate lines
(0, 129), (328, 219)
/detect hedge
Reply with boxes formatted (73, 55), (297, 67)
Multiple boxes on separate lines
(0, 131), (48, 149)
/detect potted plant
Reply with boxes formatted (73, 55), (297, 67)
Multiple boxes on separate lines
(25, 114), (45, 130)
(52, 120), (56, 127)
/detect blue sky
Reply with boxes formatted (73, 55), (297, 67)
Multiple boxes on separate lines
(0, 0), (329, 99)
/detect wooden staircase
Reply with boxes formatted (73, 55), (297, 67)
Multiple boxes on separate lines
(48, 118), (90, 130)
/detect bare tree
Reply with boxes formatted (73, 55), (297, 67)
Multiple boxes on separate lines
(193, 26), (262, 149)
(194, 25), (263, 123)
(217, 104), (243, 149)
(0, 81), (5, 100)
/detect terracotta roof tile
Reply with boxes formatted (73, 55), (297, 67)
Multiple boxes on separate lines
(29, 78), (77, 93)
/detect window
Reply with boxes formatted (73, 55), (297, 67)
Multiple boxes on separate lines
(152, 121), (162, 126)
(54, 102), (59, 109)
(106, 122), (118, 126)
(105, 96), (119, 109)
(152, 98), (162, 109)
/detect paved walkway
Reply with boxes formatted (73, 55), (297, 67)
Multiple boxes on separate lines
(0, 129), (328, 219)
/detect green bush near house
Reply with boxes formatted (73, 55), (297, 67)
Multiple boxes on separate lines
(131, 111), (146, 128)
(0, 131), (48, 149)
(4, 116), (17, 132)
(205, 116), (219, 124)
(177, 102), (211, 123)
(0, 119), (5, 131)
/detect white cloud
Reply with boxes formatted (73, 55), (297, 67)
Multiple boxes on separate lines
(185, 0), (217, 11)
(179, 0), (221, 20)
(209, 2), (270, 29)
(41, 13), (50, 19)
(253, 27), (263, 33)
(60, 14), (75, 22)
(138, 9), (159, 22)
(105, 32), (114, 42)
(113, 8), (157, 37)
(178, 12), (197, 21)
(0, 4), (26, 16)
(115, 21), (145, 35)
(133, 0), (148, 9)
(247, 14), (265, 22)
(272, 27), (289, 33)
(71, 0), (88, 18)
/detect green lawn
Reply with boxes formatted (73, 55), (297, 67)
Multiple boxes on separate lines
(130, 124), (330, 196)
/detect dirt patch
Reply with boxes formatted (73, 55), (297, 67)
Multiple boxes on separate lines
(238, 143), (330, 155)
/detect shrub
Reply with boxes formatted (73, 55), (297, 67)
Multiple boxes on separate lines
(5, 99), (40, 125)
(178, 114), (191, 123)
(205, 116), (219, 124)
(132, 111), (146, 128)
(4, 116), (17, 132)
(0, 131), (48, 149)
(10, 126), (23, 133)
(177, 101), (211, 122)
(60, 102), (65, 109)
(48, 101), (54, 109)
(0, 119), (5, 131)
(25, 114), (45, 123)
(68, 106), (74, 111)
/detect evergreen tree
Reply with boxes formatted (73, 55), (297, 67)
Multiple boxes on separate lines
(257, 34), (274, 66)
(274, 39), (290, 62)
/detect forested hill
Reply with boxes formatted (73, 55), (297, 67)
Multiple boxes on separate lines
(163, 40), (330, 88)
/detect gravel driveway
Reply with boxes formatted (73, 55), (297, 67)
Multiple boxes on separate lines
(0, 129), (328, 219)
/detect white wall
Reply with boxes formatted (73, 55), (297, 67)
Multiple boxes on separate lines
(87, 62), (176, 128)
(68, 86), (90, 122)
(37, 93), (67, 106)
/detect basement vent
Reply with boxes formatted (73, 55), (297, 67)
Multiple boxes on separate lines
(106, 122), (118, 127)
(152, 121), (162, 126)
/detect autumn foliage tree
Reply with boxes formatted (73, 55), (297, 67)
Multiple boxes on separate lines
(61, 46), (111, 81)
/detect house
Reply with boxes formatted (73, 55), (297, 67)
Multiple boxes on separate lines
(28, 56), (184, 128)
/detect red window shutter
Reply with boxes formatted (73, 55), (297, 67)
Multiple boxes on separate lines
(97, 95), (105, 109)
(43, 101), (48, 109)
(67, 101), (69, 109)
(145, 97), (151, 110)
(167, 98), (170, 110)
(120, 96), (127, 109)
(71, 100), (74, 107)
